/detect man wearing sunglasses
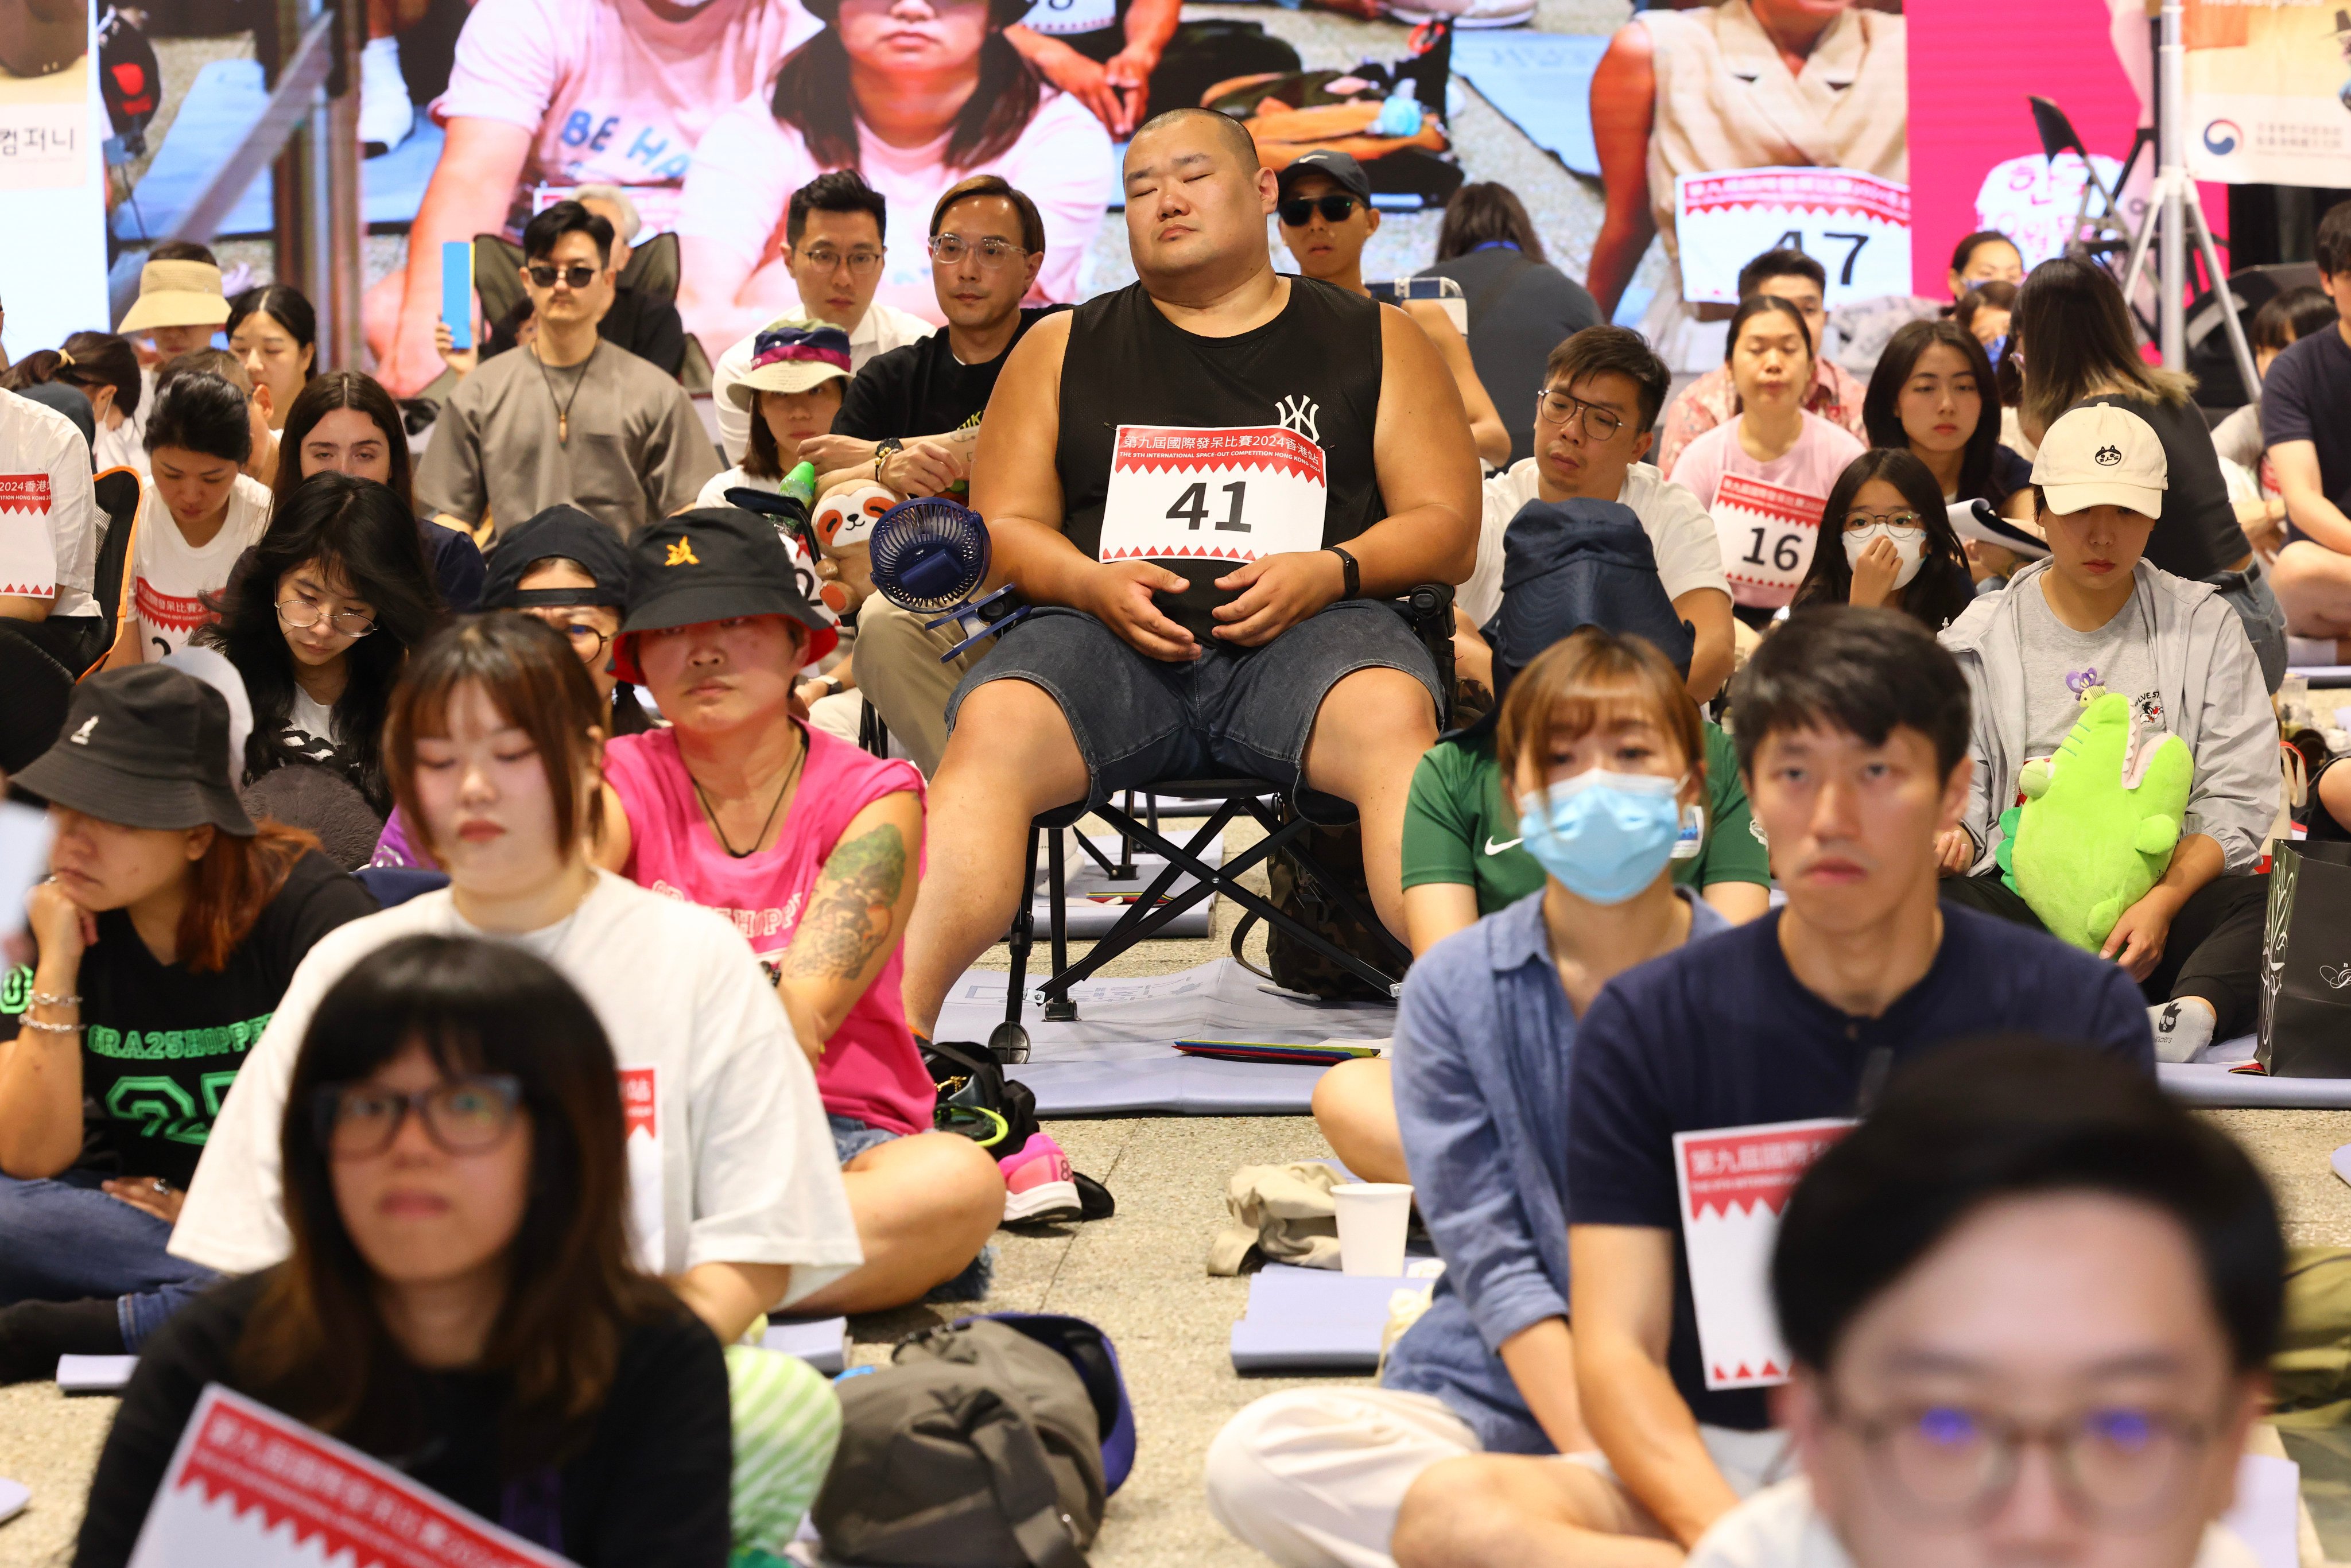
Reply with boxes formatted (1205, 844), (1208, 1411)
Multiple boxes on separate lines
(1692, 1039), (2274, 1568)
(1460, 325), (1735, 702)
(810, 175), (1070, 773)
(418, 201), (719, 541)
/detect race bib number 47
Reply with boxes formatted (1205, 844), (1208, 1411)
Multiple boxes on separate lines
(1675, 167), (1911, 308)
(1099, 425), (1328, 571)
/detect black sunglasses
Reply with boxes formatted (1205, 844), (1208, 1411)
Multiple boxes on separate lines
(525, 263), (600, 289)
(1279, 195), (1361, 227)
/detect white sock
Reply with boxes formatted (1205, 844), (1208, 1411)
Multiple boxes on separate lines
(2288, 635), (2341, 668)
(2150, 998), (2217, 1064)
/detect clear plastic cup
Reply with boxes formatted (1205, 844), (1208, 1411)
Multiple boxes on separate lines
(1332, 1182), (1414, 1276)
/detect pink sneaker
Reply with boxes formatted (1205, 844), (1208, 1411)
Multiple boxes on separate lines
(999, 1132), (1083, 1224)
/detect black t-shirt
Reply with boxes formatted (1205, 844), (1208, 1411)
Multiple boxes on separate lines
(421, 519), (486, 612)
(2259, 325), (2351, 542)
(1055, 277), (1387, 643)
(1418, 247), (1599, 468)
(1958, 443), (2035, 510)
(1564, 903), (2154, 1430)
(0, 850), (375, 1187)
(2310, 755), (2351, 844)
(75, 1270), (733, 1568)
(832, 306), (1062, 444)
(2080, 393), (2245, 580)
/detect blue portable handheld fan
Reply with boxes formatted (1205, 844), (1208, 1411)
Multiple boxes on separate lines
(868, 498), (1032, 662)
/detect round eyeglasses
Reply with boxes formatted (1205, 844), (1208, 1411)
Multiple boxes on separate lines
(1534, 391), (1624, 442)
(315, 1075), (524, 1159)
(277, 596), (376, 638)
(1829, 1396), (2217, 1527)
(929, 234), (1029, 269)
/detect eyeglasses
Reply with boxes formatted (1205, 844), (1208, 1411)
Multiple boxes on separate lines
(1534, 390), (1625, 442)
(1828, 1396), (2217, 1526)
(277, 596), (376, 638)
(315, 1074), (524, 1159)
(1842, 510), (1926, 534)
(522, 610), (610, 657)
(1278, 195), (1361, 228)
(525, 263), (601, 290)
(929, 234), (1028, 269)
(798, 245), (884, 277)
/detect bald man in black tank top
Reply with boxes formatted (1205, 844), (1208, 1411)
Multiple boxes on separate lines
(898, 108), (1482, 1041)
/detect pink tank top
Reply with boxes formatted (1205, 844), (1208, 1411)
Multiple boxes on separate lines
(604, 724), (932, 1136)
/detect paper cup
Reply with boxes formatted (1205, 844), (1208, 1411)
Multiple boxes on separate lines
(1332, 1182), (1414, 1276)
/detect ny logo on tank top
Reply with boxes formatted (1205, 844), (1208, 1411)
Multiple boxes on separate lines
(1274, 395), (1321, 442)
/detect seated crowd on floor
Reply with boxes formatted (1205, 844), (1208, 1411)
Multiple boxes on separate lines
(0, 104), (2343, 1568)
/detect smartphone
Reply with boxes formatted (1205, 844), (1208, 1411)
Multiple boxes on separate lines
(440, 240), (473, 352)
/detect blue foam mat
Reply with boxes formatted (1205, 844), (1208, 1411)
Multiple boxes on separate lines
(112, 59), (444, 241)
(1230, 1264), (1429, 1373)
(2290, 665), (2351, 688)
(2162, 1057), (2351, 1108)
(760, 1316), (850, 1376)
(1448, 32), (1607, 177)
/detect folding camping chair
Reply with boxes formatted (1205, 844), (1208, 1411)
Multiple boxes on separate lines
(985, 584), (1457, 1062)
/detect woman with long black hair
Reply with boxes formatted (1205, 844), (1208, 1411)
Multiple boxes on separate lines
(228, 284), (318, 432)
(74, 935), (736, 1567)
(1861, 317), (2032, 510)
(198, 473), (446, 820)
(676, 0), (1111, 346)
(1791, 448), (1976, 634)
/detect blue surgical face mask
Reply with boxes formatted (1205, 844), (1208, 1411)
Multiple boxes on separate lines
(1516, 770), (1697, 905)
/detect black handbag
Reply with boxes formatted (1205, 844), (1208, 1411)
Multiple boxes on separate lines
(2256, 840), (2351, 1076)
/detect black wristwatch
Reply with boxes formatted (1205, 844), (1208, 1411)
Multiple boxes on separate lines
(1325, 545), (1360, 600)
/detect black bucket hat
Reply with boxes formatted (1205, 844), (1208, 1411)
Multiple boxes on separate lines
(482, 504), (630, 611)
(17, 665), (255, 836)
(612, 507), (839, 683)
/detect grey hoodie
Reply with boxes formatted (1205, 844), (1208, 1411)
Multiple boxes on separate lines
(1939, 560), (2279, 874)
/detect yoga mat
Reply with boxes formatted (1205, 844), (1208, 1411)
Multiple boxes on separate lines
(1447, 33), (1608, 177)
(1031, 838), (1224, 940)
(1229, 1261), (1441, 1373)
(762, 1316), (850, 1376)
(936, 958), (1397, 1116)
(0, 1478), (25, 1527)
(111, 60), (445, 241)
(55, 1354), (137, 1395)
(2289, 665), (2351, 688)
(2159, 1059), (2351, 1108)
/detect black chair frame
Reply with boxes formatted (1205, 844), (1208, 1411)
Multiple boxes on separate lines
(984, 584), (1455, 1062)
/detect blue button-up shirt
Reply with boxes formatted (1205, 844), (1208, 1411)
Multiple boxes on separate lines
(1380, 888), (1730, 1454)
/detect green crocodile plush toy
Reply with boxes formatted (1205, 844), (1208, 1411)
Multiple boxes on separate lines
(1999, 688), (2193, 951)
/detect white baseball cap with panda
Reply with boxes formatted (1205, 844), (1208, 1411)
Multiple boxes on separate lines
(2030, 403), (2168, 518)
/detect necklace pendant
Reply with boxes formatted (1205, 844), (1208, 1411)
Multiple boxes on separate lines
(557, 412), (568, 444)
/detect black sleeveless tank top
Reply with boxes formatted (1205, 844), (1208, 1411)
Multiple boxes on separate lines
(1056, 277), (1387, 643)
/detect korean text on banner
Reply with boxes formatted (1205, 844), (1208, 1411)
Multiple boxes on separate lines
(125, 1384), (575, 1568)
(1674, 168), (1911, 308)
(1674, 1117), (1855, 1392)
(2184, 0), (2351, 188)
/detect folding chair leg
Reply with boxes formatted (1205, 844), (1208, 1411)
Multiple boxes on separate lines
(1003, 825), (1041, 1031)
(1115, 790), (1138, 880)
(1045, 828), (1074, 1022)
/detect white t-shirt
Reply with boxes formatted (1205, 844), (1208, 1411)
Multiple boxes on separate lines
(708, 303), (932, 464)
(92, 368), (153, 479)
(0, 387), (101, 620)
(678, 87), (1110, 330)
(286, 688), (339, 745)
(437, 0), (821, 225)
(169, 870), (864, 1305)
(128, 472), (272, 661)
(1461, 458), (1731, 627)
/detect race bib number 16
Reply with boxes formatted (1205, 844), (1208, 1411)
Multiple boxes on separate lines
(1099, 425), (1328, 570)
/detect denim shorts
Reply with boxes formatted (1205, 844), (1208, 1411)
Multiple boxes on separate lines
(829, 1113), (901, 1166)
(945, 601), (1441, 817)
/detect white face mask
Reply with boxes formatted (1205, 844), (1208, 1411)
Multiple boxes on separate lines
(1844, 522), (1926, 588)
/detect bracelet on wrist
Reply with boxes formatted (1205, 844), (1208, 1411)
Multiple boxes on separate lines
(18, 1015), (80, 1034)
(30, 989), (81, 1008)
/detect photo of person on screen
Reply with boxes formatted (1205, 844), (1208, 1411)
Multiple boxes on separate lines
(360, 0), (824, 398)
(1585, 0), (1906, 371)
(675, 0), (1111, 347)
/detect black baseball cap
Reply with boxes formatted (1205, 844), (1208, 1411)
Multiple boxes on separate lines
(16, 665), (255, 836)
(1277, 150), (1372, 203)
(482, 504), (629, 611)
(612, 508), (839, 683)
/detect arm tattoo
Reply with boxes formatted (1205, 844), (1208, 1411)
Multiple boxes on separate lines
(780, 824), (909, 982)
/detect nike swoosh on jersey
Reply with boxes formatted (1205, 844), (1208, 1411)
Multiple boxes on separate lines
(1483, 836), (1522, 855)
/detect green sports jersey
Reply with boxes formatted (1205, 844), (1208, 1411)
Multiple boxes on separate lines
(1399, 721), (1770, 913)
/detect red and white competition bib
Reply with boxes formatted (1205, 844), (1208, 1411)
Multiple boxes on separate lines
(1675, 168), (1911, 309)
(0, 474), (55, 598)
(1713, 474), (1827, 610)
(620, 1065), (662, 1275)
(126, 1384), (572, 1568)
(1099, 425), (1327, 570)
(1674, 1118), (1854, 1391)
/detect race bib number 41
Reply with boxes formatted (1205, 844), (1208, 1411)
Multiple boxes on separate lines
(1099, 425), (1328, 571)
(1675, 167), (1911, 308)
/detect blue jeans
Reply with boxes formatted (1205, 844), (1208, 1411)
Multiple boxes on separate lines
(828, 1113), (901, 1166)
(0, 1171), (220, 1348)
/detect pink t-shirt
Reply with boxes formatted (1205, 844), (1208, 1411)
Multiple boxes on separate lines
(437, 0), (821, 226)
(1670, 410), (1867, 610)
(604, 724), (932, 1136)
